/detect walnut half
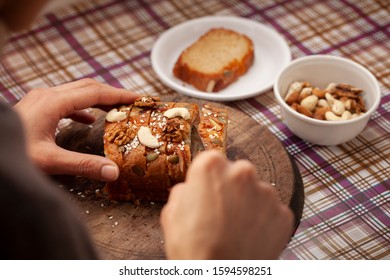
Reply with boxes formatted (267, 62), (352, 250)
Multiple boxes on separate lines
(162, 119), (183, 143)
(134, 95), (160, 108)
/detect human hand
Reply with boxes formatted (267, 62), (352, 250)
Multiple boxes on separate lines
(14, 78), (139, 181)
(160, 151), (294, 259)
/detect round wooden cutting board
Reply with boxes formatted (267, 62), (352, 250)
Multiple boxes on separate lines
(54, 96), (304, 260)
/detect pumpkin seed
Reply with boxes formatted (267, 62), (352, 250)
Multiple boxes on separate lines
(223, 70), (233, 77)
(167, 155), (179, 164)
(211, 138), (223, 147)
(217, 116), (226, 124)
(146, 153), (158, 162)
(132, 165), (145, 177)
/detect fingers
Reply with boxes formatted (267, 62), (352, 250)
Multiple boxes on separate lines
(51, 78), (99, 91)
(258, 193), (294, 259)
(166, 183), (186, 204)
(255, 181), (295, 238)
(44, 79), (139, 118)
(225, 160), (258, 189)
(14, 78), (140, 181)
(279, 204), (294, 234)
(67, 109), (96, 124)
(160, 149), (295, 260)
(56, 79), (139, 116)
(15, 79), (140, 120)
(160, 183), (185, 228)
(36, 145), (120, 181)
(187, 150), (228, 185)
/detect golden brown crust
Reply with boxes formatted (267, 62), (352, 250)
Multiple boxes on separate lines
(173, 28), (254, 92)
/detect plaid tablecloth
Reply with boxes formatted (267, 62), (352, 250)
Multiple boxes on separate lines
(0, 0), (389, 259)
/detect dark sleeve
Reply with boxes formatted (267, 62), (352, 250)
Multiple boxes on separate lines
(0, 102), (98, 259)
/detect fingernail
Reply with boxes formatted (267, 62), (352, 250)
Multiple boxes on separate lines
(101, 165), (119, 181)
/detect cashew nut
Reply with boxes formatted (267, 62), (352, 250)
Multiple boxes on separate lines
(105, 108), (127, 122)
(299, 87), (312, 101)
(325, 111), (343, 121)
(137, 126), (160, 148)
(163, 108), (190, 120)
(351, 113), (362, 119)
(300, 95), (318, 111)
(325, 92), (335, 106)
(318, 99), (330, 108)
(341, 110), (352, 120)
(285, 81), (303, 101)
(326, 83), (337, 91)
(331, 99), (345, 116)
(340, 98), (352, 110)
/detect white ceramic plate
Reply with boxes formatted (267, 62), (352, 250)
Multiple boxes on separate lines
(151, 16), (291, 101)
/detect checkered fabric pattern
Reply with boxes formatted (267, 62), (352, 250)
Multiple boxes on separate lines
(0, 0), (389, 259)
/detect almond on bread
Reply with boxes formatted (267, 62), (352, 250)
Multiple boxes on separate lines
(173, 28), (254, 92)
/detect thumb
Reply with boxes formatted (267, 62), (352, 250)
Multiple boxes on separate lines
(42, 147), (120, 181)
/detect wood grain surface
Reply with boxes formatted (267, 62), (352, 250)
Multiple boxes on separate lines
(54, 96), (304, 260)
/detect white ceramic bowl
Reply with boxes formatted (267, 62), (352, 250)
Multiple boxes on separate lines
(273, 55), (381, 146)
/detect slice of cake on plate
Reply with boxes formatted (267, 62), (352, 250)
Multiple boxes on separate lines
(173, 28), (254, 92)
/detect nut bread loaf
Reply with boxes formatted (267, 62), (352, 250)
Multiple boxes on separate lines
(103, 96), (228, 203)
(173, 28), (254, 92)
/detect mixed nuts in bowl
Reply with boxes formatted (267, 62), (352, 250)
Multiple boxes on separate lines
(284, 81), (366, 121)
(273, 55), (381, 146)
